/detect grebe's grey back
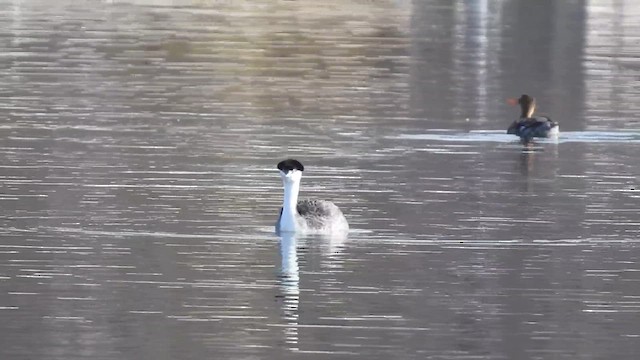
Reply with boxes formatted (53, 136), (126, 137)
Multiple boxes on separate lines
(276, 159), (349, 234)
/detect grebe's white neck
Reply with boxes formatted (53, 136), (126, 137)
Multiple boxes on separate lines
(279, 170), (302, 232)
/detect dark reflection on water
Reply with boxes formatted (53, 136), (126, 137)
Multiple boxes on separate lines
(1, 0), (640, 359)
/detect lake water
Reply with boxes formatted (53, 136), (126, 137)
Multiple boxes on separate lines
(1, 0), (640, 359)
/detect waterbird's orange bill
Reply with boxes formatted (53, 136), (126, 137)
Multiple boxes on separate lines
(506, 98), (519, 106)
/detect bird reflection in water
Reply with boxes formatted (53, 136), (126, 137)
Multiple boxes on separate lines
(276, 231), (348, 352)
(516, 139), (560, 195)
(278, 232), (300, 350)
(519, 143), (539, 177)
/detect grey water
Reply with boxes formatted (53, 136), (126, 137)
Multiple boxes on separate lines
(1, 0), (639, 359)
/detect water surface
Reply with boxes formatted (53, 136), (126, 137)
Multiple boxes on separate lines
(1, 0), (640, 359)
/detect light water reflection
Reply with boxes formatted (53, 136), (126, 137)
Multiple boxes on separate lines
(277, 232), (300, 350)
(395, 130), (640, 143)
(277, 231), (355, 355)
(1, 0), (640, 359)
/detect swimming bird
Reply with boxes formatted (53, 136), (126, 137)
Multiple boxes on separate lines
(276, 159), (349, 234)
(507, 94), (559, 140)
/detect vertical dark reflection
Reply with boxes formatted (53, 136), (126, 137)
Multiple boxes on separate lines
(499, 0), (586, 130)
(496, 0), (588, 238)
(410, 1), (591, 358)
(409, 0), (457, 126)
(548, 0), (587, 129)
(496, 2), (588, 359)
(499, 0), (556, 90)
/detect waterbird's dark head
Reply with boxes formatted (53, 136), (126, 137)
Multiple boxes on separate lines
(277, 159), (304, 172)
(507, 94), (536, 118)
(277, 159), (304, 183)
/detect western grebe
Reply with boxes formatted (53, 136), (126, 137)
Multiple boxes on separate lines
(507, 94), (559, 140)
(275, 159), (349, 234)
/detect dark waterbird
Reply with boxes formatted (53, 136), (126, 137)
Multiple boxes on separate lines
(507, 94), (559, 141)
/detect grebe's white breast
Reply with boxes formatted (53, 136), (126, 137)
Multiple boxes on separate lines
(275, 159), (349, 235)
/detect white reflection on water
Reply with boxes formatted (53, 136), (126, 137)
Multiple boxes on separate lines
(394, 130), (640, 143)
(277, 230), (351, 353)
(278, 233), (300, 350)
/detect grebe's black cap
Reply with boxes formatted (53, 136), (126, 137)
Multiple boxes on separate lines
(277, 159), (304, 172)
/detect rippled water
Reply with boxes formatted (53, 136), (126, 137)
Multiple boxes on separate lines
(1, 0), (640, 359)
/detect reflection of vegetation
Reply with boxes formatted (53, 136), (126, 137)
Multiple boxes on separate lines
(90, 0), (410, 116)
(229, 3), (410, 114)
(164, 40), (191, 62)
